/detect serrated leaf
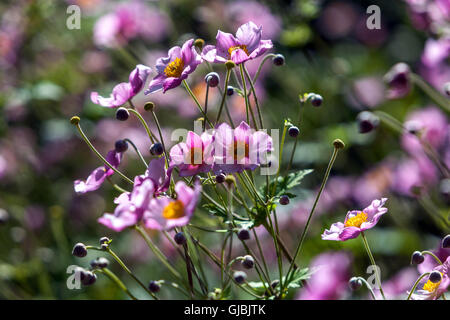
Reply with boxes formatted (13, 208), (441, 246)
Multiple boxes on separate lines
(261, 169), (313, 198)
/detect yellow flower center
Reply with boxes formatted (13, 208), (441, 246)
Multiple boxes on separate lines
(228, 45), (249, 57)
(423, 276), (442, 293)
(162, 200), (185, 219)
(345, 211), (368, 228)
(164, 57), (184, 78)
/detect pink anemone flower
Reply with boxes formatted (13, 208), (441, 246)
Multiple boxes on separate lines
(321, 198), (388, 241)
(409, 257), (450, 300)
(144, 180), (201, 231)
(91, 64), (151, 108)
(202, 21), (273, 65)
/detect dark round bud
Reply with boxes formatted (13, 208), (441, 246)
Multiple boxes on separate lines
(99, 237), (110, 245)
(115, 139), (128, 153)
(150, 143), (164, 156)
(82, 271), (97, 286)
(237, 228), (250, 241)
(74, 267), (88, 282)
(333, 139), (345, 149)
(70, 116), (80, 125)
(279, 195), (290, 205)
(90, 259), (99, 268)
(311, 94), (323, 107)
(405, 120), (422, 135)
(174, 232), (187, 245)
(144, 102), (155, 112)
(411, 251), (424, 265)
(101, 243), (108, 251)
(148, 280), (161, 293)
(429, 271), (442, 283)
(205, 72), (220, 88)
(442, 235), (450, 248)
(270, 280), (279, 289)
(227, 86), (234, 96)
(115, 107), (129, 121)
(241, 255), (255, 269)
(357, 111), (379, 134)
(444, 83), (450, 96)
(0, 209), (9, 225)
(96, 257), (109, 268)
(233, 271), (247, 284)
(288, 126), (299, 138)
(348, 277), (362, 291)
(215, 173), (226, 184)
(72, 243), (87, 258)
(225, 60), (236, 70)
(272, 54), (285, 66)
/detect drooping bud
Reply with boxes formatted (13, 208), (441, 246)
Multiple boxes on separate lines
(144, 102), (155, 112)
(310, 94), (323, 107)
(411, 251), (424, 265)
(174, 232), (187, 245)
(279, 195), (290, 205)
(227, 86), (234, 96)
(72, 243), (87, 258)
(205, 72), (220, 88)
(333, 139), (345, 149)
(384, 63), (411, 99)
(348, 277), (362, 291)
(70, 116), (80, 125)
(115, 139), (128, 153)
(237, 228), (250, 241)
(215, 173), (226, 184)
(148, 280), (161, 293)
(225, 60), (236, 70)
(82, 271), (97, 286)
(233, 271), (247, 284)
(150, 142), (164, 156)
(429, 271), (442, 283)
(272, 54), (285, 66)
(115, 107), (129, 121)
(288, 126), (299, 138)
(241, 255), (255, 269)
(357, 111), (380, 134)
(442, 235), (450, 248)
(99, 237), (110, 245)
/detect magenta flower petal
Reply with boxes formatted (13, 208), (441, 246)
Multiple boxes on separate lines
(98, 204), (139, 232)
(236, 21), (262, 52)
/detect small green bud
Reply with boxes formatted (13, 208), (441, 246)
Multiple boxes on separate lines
(70, 116), (80, 125)
(333, 139), (345, 149)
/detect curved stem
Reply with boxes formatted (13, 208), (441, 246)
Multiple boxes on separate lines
(253, 53), (276, 83)
(127, 108), (156, 144)
(123, 138), (147, 168)
(357, 277), (378, 300)
(360, 232), (386, 300)
(216, 68), (232, 125)
(411, 73), (450, 113)
(75, 123), (134, 185)
(150, 110), (170, 168)
(421, 250), (444, 265)
(406, 272), (430, 300)
(239, 63), (258, 129)
(97, 268), (138, 300)
(183, 80), (214, 128)
(243, 65), (264, 129)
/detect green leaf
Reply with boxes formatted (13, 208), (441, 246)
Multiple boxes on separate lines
(261, 169), (313, 198)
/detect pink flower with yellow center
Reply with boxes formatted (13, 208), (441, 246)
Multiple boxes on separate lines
(321, 198), (388, 241)
(202, 21), (273, 65)
(144, 180), (201, 230)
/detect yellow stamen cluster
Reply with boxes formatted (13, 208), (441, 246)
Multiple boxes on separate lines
(344, 211), (368, 228)
(423, 278), (441, 293)
(163, 200), (185, 219)
(164, 57), (184, 78)
(228, 45), (249, 57)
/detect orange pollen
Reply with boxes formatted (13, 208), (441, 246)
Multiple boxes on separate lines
(164, 57), (184, 78)
(344, 211), (368, 228)
(228, 45), (249, 57)
(423, 276), (442, 293)
(162, 200), (185, 219)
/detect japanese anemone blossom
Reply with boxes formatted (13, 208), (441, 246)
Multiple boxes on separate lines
(144, 180), (201, 231)
(137, 156), (172, 195)
(145, 39), (202, 94)
(321, 198), (388, 241)
(74, 150), (123, 194)
(98, 176), (155, 232)
(202, 21), (273, 65)
(169, 131), (214, 177)
(409, 257), (450, 300)
(91, 64), (151, 108)
(213, 121), (273, 174)
(384, 63), (411, 99)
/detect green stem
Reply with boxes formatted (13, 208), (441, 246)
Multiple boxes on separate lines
(75, 123), (134, 185)
(98, 268), (138, 300)
(123, 138), (147, 168)
(216, 68), (232, 125)
(411, 73), (450, 113)
(150, 110), (170, 168)
(243, 65), (264, 129)
(271, 123), (288, 196)
(357, 276), (377, 300)
(183, 80), (214, 128)
(287, 100), (304, 172)
(127, 108), (156, 144)
(360, 231), (386, 300)
(406, 272), (430, 300)
(421, 251), (444, 265)
(253, 53), (276, 83)
(239, 63), (258, 129)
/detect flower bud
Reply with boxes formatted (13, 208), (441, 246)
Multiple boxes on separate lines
(357, 111), (379, 134)
(90, 257), (109, 269)
(72, 243), (87, 258)
(384, 63), (411, 99)
(0, 208), (9, 225)
(148, 280), (161, 293)
(115, 107), (129, 121)
(225, 60), (236, 70)
(174, 232), (187, 245)
(311, 94), (323, 107)
(445, 82), (450, 96)
(233, 271), (247, 284)
(74, 267), (88, 282)
(205, 72), (220, 87)
(215, 173), (226, 184)
(442, 235), (450, 249)
(150, 142), (164, 156)
(70, 116), (80, 125)
(82, 271), (97, 286)
(288, 126), (299, 138)
(194, 39), (205, 50)
(272, 54), (285, 66)
(115, 139), (128, 153)
(101, 243), (108, 251)
(224, 175), (236, 188)
(227, 86), (234, 96)
(429, 271), (442, 283)
(348, 277), (362, 291)
(237, 228), (250, 241)
(279, 195), (290, 205)
(333, 139), (345, 149)
(99, 237), (110, 245)
(144, 102), (155, 112)
(241, 255), (255, 269)
(270, 280), (279, 289)
(411, 251), (424, 265)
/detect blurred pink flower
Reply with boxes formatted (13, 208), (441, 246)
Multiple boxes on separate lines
(392, 156), (438, 196)
(409, 256), (450, 300)
(296, 251), (352, 300)
(373, 267), (419, 299)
